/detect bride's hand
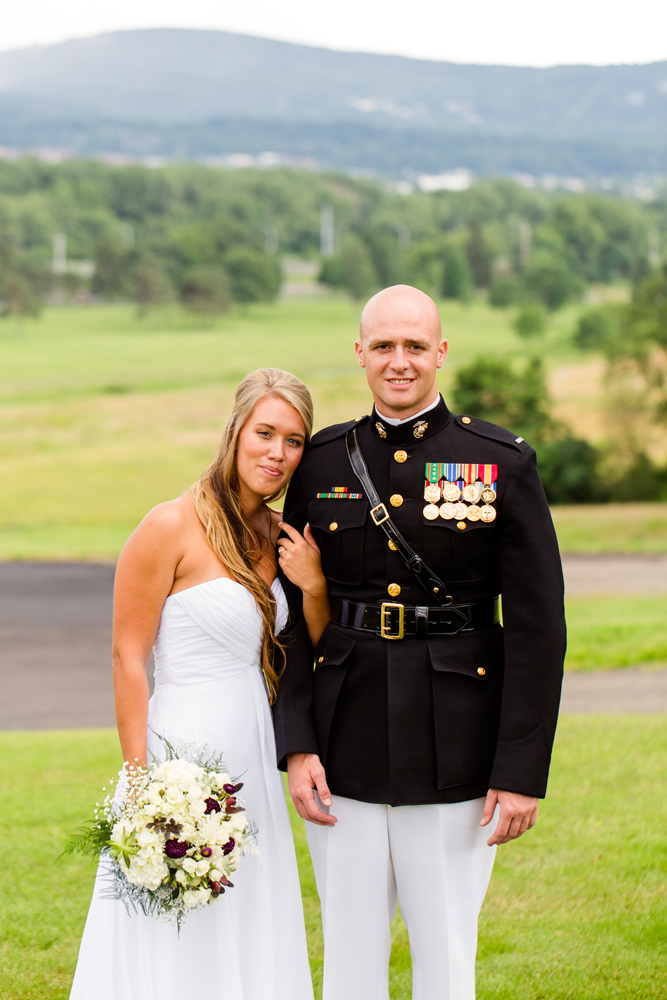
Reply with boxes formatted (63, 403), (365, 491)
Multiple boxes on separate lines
(277, 522), (326, 598)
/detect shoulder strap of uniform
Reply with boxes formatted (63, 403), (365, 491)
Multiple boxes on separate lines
(346, 428), (466, 621)
(310, 415), (369, 448)
(454, 414), (529, 451)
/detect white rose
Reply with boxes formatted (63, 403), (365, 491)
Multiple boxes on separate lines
(230, 812), (247, 833)
(194, 861), (209, 877)
(183, 890), (199, 908)
(181, 858), (197, 874)
(209, 868), (222, 881)
(175, 869), (188, 885)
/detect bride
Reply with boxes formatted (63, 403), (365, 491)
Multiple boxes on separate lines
(70, 368), (324, 1000)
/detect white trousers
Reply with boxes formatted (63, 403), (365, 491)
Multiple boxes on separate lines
(306, 795), (497, 1000)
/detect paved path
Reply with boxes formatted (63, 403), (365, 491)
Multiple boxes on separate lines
(562, 553), (667, 595)
(0, 560), (665, 729)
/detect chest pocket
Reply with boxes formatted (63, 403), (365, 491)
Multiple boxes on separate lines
(423, 515), (498, 583)
(308, 499), (368, 585)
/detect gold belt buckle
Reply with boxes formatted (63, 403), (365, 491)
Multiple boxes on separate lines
(380, 602), (404, 640)
(370, 503), (390, 525)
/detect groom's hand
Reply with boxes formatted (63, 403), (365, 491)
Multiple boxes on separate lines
(481, 788), (538, 846)
(286, 752), (337, 826)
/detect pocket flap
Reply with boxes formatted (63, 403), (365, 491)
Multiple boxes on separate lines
(314, 625), (357, 668)
(308, 499), (369, 533)
(428, 627), (503, 680)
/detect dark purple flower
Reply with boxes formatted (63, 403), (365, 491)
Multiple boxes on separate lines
(222, 837), (236, 856)
(164, 839), (189, 859)
(204, 797), (222, 814)
(223, 782), (243, 795)
(200, 847), (212, 858)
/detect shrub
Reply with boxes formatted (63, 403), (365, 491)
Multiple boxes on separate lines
(514, 303), (546, 339)
(573, 307), (617, 352)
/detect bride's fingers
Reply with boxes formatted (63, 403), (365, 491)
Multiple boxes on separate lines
(278, 522), (304, 545)
(303, 524), (321, 552)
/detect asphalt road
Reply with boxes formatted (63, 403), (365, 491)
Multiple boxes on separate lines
(0, 559), (665, 730)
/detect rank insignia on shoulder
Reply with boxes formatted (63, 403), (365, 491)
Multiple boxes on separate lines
(423, 463), (498, 523)
(315, 486), (364, 499)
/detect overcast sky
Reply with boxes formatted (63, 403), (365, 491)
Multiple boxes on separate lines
(1, 0), (665, 67)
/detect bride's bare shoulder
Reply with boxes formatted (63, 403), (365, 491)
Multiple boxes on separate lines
(124, 496), (198, 552)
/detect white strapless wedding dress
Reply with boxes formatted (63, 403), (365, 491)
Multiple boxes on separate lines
(70, 577), (314, 1000)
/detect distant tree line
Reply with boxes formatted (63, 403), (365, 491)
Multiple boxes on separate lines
(0, 159), (663, 320)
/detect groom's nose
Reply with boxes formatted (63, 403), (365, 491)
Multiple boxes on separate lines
(390, 346), (410, 370)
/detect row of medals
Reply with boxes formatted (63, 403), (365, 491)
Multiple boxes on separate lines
(423, 481), (497, 523)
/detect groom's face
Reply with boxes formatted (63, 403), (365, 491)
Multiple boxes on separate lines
(355, 311), (447, 418)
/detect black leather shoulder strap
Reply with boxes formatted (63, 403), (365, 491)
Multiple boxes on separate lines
(346, 428), (461, 610)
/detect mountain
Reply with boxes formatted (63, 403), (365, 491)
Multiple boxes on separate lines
(1, 28), (666, 142)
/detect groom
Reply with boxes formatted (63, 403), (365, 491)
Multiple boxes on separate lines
(274, 285), (565, 1000)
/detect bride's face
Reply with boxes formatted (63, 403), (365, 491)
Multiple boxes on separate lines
(236, 396), (306, 499)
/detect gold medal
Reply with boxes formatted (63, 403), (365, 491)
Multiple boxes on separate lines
(440, 502), (456, 520)
(481, 488), (496, 504)
(466, 504), (482, 521)
(454, 501), (468, 520)
(480, 504), (497, 523)
(424, 483), (441, 503)
(423, 503), (440, 520)
(442, 481), (461, 502)
(462, 483), (481, 503)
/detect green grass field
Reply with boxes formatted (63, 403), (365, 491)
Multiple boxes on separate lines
(1, 721), (665, 999)
(0, 296), (606, 562)
(1, 297), (665, 670)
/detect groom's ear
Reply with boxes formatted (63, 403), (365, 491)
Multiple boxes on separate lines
(354, 339), (365, 368)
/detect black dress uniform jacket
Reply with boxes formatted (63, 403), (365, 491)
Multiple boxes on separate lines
(274, 396), (566, 806)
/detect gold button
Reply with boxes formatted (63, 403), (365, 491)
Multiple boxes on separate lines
(390, 494), (403, 507)
(387, 583), (401, 597)
(388, 540), (398, 551)
(457, 522), (466, 530)
(477, 667), (486, 676)
(462, 416), (471, 424)
(329, 522), (338, 531)
(394, 450), (408, 464)
(318, 656), (324, 663)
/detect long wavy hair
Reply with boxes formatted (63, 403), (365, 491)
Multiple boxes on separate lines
(188, 369), (313, 703)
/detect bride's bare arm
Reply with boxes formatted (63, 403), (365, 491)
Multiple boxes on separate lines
(113, 503), (185, 767)
(277, 522), (330, 647)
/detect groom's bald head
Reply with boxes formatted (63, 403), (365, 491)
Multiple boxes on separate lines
(355, 285), (447, 419)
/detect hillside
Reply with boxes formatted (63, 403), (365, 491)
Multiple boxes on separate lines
(1, 28), (667, 141)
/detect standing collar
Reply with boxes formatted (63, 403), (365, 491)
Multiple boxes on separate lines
(371, 394), (452, 445)
(375, 394), (440, 426)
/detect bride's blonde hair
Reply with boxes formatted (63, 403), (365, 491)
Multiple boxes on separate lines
(188, 369), (313, 703)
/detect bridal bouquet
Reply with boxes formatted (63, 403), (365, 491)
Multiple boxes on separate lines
(64, 736), (257, 928)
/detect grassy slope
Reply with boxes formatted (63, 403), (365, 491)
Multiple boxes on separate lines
(0, 721), (665, 999)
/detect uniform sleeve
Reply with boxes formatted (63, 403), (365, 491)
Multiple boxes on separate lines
(489, 447), (566, 798)
(272, 461), (319, 770)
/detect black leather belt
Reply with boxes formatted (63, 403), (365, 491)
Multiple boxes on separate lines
(335, 597), (500, 639)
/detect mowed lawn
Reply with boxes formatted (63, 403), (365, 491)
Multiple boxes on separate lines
(0, 720), (665, 1000)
